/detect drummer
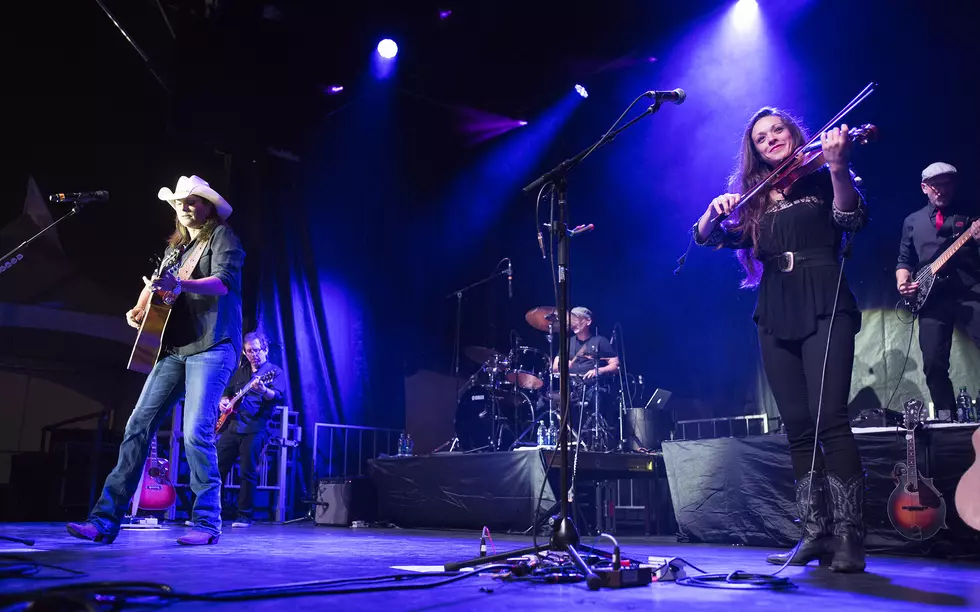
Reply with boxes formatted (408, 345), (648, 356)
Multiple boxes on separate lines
(552, 306), (619, 379)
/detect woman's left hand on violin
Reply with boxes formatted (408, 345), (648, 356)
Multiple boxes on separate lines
(820, 123), (852, 171)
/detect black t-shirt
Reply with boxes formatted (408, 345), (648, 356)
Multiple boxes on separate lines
(222, 361), (287, 434)
(163, 224), (246, 356)
(897, 201), (980, 299)
(695, 168), (867, 340)
(568, 334), (616, 375)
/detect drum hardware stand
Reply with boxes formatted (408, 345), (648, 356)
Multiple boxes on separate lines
(444, 97), (664, 587)
(445, 263), (511, 445)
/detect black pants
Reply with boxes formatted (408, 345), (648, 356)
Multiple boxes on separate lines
(217, 429), (268, 519)
(759, 315), (862, 480)
(919, 295), (980, 415)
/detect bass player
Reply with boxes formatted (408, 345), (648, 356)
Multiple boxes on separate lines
(897, 162), (980, 422)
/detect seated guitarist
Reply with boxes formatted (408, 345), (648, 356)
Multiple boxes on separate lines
(217, 331), (286, 527)
(897, 162), (980, 420)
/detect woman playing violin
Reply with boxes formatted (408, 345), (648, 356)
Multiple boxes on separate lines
(693, 108), (867, 573)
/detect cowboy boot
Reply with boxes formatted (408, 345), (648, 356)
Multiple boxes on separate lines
(176, 530), (220, 546)
(766, 471), (834, 566)
(66, 521), (117, 544)
(826, 471), (866, 573)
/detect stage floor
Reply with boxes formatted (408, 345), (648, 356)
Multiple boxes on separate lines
(1, 523), (977, 610)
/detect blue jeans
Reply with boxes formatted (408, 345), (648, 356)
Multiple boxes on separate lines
(89, 342), (237, 536)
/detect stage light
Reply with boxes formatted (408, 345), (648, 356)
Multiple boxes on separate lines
(574, 84), (588, 98)
(733, 0), (759, 28)
(518, 120), (528, 126)
(326, 85), (344, 94)
(439, 10), (452, 19)
(377, 39), (398, 59)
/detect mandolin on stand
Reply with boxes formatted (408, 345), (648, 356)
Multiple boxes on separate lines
(887, 398), (947, 540)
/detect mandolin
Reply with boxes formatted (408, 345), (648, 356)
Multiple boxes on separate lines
(215, 369), (280, 433)
(954, 427), (980, 531)
(887, 398), (948, 540)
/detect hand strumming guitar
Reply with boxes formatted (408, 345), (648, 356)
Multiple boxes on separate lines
(125, 307), (145, 329)
(219, 397), (233, 414)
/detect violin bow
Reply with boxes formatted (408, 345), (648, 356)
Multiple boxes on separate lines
(709, 81), (878, 224)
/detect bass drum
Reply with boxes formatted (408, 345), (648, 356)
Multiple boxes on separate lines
(455, 386), (534, 451)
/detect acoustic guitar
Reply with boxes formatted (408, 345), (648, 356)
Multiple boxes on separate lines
(127, 247), (184, 374)
(954, 427), (980, 531)
(903, 219), (980, 314)
(887, 398), (948, 540)
(133, 436), (176, 512)
(215, 369), (280, 433)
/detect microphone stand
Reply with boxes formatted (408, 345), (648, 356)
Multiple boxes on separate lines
(444, 98), (665, 589)
(444, 265), (510, 451)
(0, 202), (85, 273)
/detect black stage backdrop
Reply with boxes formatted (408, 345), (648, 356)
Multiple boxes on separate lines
(662, 429), (980, 559)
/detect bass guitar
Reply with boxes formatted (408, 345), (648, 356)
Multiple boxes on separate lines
(887, 398), (948, 540)
(127, 247), (184, 374)
(954, 427), (980, 531)
(903, 218), (980, 314)
(215, 369), (280, 433)
(131, 436), (176, 512)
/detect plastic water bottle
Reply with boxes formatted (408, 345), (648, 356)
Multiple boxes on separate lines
(406, 434), (414, 456)
(547, 425), (558, 446)
(397, 433), (406, 456)
(537, 423), (546, 446)
(956, 388), (972, 423)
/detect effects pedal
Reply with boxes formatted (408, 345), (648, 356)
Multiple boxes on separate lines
(596, 566), (653, 589)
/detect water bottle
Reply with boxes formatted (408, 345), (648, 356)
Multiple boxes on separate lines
(537, 423), (546, 446)
(397, 433), (406, 456)
(956, 387), (972, 423)
(547, 425), (558, 446)
(406, 434), (414, 456)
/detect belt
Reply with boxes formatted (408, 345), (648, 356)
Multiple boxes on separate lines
(764, 248), (839, 273)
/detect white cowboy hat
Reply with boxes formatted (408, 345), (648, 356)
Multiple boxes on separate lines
(157, 175), (233, 220)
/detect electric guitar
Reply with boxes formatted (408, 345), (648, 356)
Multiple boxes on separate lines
(954, 427), (980, 531)
(134, 436), (176, 511)
(215, 369), (280, 433)
(903, 218), (980, 314)
(127, 247), (184, 374)
(887, 398), (948, 540)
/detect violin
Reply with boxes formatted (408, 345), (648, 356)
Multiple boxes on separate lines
(709, 81), (879, 224)
(771, 124), (878, 193)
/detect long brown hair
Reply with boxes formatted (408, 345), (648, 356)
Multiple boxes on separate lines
(727, 107), (807, 288)
(167, 201), (226, 250)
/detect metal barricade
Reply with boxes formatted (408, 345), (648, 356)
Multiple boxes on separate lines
(674, 414), (772, 440)
(312, 423), (402, 479)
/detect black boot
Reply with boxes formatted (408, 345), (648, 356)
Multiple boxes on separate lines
(826, 471), (866, 573)
(766, 471), (834, 566)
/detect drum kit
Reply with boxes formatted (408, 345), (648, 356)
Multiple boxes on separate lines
(452, 306), (628, 453)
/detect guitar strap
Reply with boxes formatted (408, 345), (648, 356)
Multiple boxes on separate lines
(160, 238), (211, 304)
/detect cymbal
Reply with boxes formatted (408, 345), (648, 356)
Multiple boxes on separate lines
(525, 306), (558, 332)
(464, 345), (504, 364)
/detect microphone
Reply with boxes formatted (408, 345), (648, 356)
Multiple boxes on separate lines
(48, 190), (110, 203)
(507, 260), (513, 299)
(611, 328), (617, 345)
(643, 88), (686, 105)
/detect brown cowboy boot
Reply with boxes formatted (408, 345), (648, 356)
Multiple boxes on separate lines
(66, 521), (117, 544)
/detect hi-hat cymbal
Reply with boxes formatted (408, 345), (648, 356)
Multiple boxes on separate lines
(464, 345), (504, 364)
(525, 306), (558, 332)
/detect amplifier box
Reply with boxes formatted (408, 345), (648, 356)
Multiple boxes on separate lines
(315, 477), (377, 526)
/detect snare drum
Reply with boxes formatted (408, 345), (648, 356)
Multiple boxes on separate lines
(505, 346), (549, 390)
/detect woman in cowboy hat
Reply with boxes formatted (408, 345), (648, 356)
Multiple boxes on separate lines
(67, 175), (245, 546)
